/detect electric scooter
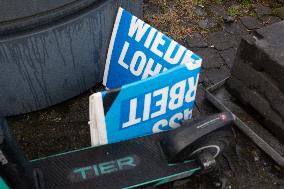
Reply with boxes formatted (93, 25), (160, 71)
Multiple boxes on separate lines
(0, 112), (235, 189)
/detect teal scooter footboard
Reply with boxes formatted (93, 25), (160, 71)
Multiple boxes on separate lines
(0, 112), (234, 189)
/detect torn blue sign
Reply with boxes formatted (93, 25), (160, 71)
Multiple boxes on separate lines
(90, 63), (201, 146)
(103, 7), (202, 89)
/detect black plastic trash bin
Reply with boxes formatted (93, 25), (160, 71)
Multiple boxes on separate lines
(0, 0), (143, 116)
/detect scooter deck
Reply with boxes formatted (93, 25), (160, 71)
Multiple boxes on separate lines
(31, 135), (200, 189)
(0, 113), (234, 189)
(29, 112), (234, 189)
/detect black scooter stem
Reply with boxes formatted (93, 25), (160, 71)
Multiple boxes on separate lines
(0, 112), (234, 189)
(0, 119), (34, 189)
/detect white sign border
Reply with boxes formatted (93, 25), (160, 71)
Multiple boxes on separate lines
(103, 7), (124, 86)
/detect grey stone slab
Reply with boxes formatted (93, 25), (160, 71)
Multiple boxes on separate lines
(194, 85), (216, 116)
(227, 77), (284, 142)
(220, 48), (237, 68)
(198, 18), (217, 29)
(236, 28), (284, 93)
(205, 65), (230, 85)
(209, 4), (227, 18)
(254, 23), (284, 91)
(223, 15), (235, 23)
(186, 32), (208, 48)
(256, 21), (284, 55)
(254, 4), (272, 17)
(192, 104), (201, 118)
(195, 48), (224, 69)
(194, 84), (205, 111)
(240, 16), (262, 30)
(223, 21), (248, 35)
(193, 6), (207, 17)
(231, 61), (284, 118)
(207, 31), (237, 50)
(198, 69), (211, 88)
(260, 16), (281, 26)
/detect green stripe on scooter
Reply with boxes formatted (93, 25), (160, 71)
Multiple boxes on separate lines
(0, 177), (9, 189)
(123, 167), (201, 189)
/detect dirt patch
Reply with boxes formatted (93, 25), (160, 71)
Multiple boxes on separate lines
(144, 0), (195, 43)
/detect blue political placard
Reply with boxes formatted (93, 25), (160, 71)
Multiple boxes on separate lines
(90, 63), (200, 146)
(103, 7), (202, 89)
